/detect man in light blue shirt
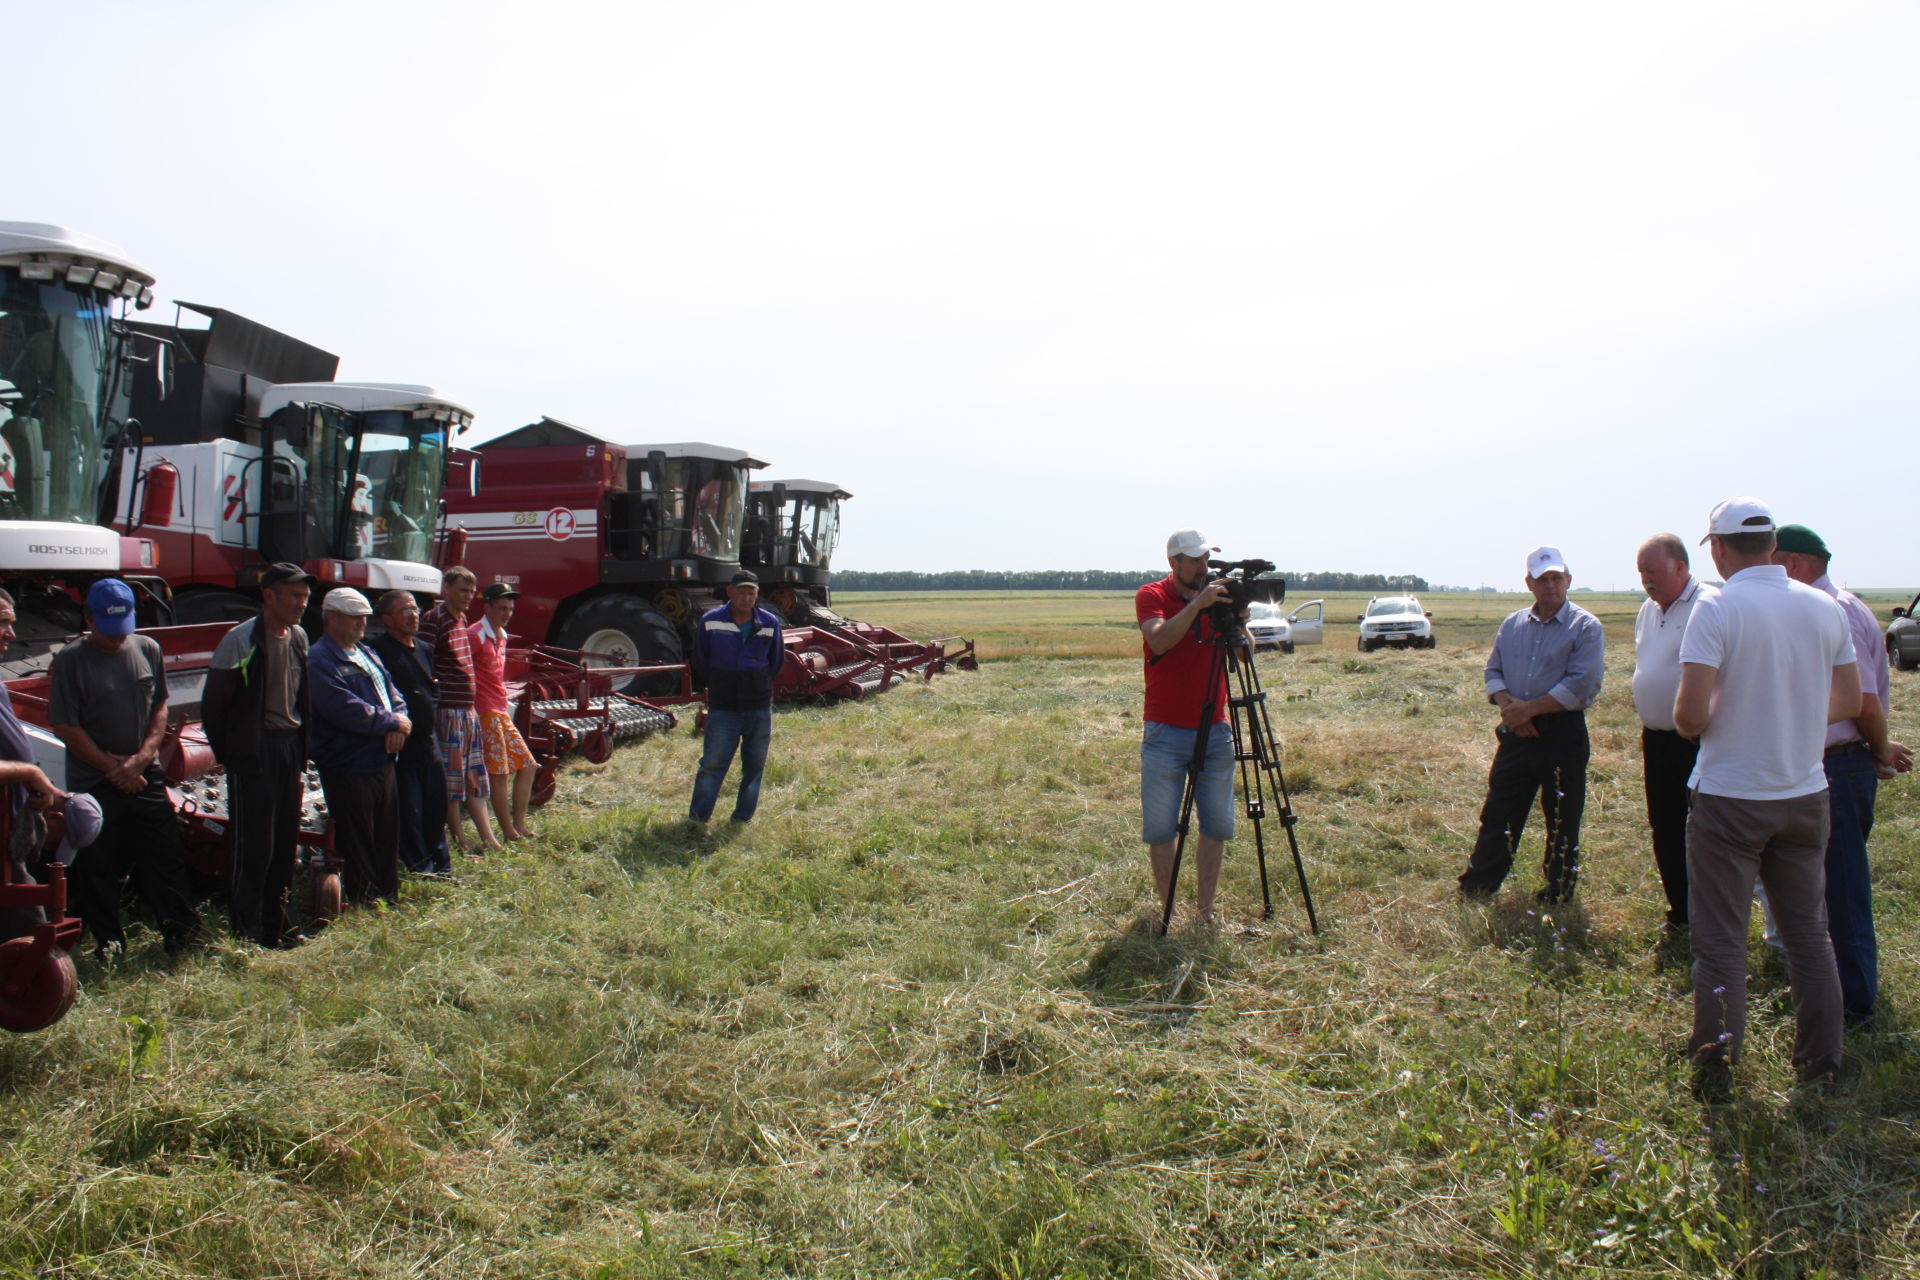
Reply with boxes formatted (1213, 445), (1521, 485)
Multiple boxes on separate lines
(1457, 546), (1606, 904)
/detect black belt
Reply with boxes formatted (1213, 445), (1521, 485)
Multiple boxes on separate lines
(1825, 740), (1867, 758)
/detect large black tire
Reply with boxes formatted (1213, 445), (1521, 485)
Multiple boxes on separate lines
(555, 595), (685, 695)
(172, 590), (260, 627)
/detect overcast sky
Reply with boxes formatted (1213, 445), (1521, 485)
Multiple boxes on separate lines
(23, 1), (1918, 587)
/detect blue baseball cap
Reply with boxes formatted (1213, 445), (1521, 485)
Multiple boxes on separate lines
(84, 579), (138, 636)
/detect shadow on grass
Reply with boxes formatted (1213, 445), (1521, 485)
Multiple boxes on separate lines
(614, 818), (742, 874)
(1076, 916), (1234, 1026)
(1470, 895), (1628, 982)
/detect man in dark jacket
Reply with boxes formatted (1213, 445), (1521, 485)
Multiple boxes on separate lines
(689, 571), (784, 824)
(202, 563), (312, 948)
(308, 588), (409, 907)
(369, 590), (449, 877)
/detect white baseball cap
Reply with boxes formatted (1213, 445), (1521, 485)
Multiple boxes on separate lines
(1526, 546), (1569, 578)
(1700, 496), (1775, 544)
(1166, 529), (1217, 559)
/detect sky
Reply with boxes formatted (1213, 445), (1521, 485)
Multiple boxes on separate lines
(17, 1), (1918, 588)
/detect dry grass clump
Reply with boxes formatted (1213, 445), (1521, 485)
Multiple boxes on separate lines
(0, 592), (1916, 1278)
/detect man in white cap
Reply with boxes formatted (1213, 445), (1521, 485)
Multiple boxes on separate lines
(1136, 529), (1238, 925)
(1676, 498), (1858, 1094)
(1456, 546), (1604, 904)
(308, 587), (410, 910)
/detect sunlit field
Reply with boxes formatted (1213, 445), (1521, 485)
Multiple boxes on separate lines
(3, 589), (1918, 1278)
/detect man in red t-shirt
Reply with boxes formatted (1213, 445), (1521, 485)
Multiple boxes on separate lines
(1136, 528), (1238, 925)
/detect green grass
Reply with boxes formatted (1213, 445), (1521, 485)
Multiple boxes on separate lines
(3, 590), (1918, 1277)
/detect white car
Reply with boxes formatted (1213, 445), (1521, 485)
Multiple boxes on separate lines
(1357, 595), (1435, 651)
(1245, 599), (1325, 653)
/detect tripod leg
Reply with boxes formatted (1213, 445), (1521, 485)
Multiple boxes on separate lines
(1157, 643), (1230, 935)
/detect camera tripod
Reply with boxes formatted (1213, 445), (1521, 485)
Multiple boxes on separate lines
(1156, 623), (1319, 936)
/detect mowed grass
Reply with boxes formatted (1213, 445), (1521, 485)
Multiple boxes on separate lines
(2, 589), (1918, 1277)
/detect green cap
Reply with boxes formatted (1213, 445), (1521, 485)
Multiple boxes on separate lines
(1774, 523), (1830, 559)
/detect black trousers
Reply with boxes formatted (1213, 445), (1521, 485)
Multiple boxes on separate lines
(394, 758), (449, 875)
(1641, 727), (1698, 926)
(228, 730), (305, 947)
(73, 770), (203, 951)
(1458, 711), (1589, 900)
(319, 766), (399, 907)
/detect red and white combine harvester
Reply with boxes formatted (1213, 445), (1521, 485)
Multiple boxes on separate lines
(439, 421), (974, 701)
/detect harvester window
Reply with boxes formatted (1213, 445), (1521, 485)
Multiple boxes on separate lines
(0, 276), (115, 525)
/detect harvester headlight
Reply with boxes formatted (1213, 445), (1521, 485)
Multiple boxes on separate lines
(137, 287), (154, 307)
(18, 261), (54, 281)
(120, 277), (144, 298)
(92, 271), (121, 294)
(65, 264), (96, 287)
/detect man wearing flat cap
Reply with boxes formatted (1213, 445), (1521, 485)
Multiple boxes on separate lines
(1771, 522), (1911, 1029)
(689, 570), (784, 824)
(1136, 529), (1239, 926)
(204, 562), (313, 947)
(309, 587), (409, 908)
(1456, 546), (1604, 904)
(1675, 498), (1858, 1091)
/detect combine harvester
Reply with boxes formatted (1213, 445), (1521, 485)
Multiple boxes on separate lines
(0, 221), (164, 1030)
(439, 421), (974, 703)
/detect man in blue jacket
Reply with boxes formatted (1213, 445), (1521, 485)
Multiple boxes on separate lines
(308, 588), (409, 907)
(689, 571), (784, 824)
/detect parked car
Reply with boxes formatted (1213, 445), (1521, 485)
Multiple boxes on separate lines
(1245, 599), (1326, 653)
(1356, 595), (1435, 651)
(1889, 593), (1920, 671)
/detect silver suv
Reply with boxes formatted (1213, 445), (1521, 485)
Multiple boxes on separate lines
(1889, 593), (1920, 671)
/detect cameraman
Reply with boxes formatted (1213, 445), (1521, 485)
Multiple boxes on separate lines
(1137, 529), (1240, 926)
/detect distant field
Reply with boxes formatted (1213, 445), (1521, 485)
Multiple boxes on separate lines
(838, 587), (1916, 662)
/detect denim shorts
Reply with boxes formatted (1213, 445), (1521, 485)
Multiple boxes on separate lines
(1140, 720), (1236, 844)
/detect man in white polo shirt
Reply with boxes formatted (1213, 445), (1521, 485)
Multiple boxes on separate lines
(1675, 497), (1860, 1092)
(1632, 533), (1713, 933)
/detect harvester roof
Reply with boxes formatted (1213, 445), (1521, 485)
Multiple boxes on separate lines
(0, 221), (155, 303)
(478, 418), (765, 466)
(752, 479), (853, 499)
(258, 381), (475, 427)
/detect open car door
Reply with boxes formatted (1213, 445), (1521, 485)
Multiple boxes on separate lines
(1287, 599), (1325, 646)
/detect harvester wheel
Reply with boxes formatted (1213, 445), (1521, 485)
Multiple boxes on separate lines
(174, 590), (261, 626)
(581, 728), (612, 764)
(556, 596), (685, 695)
(0, 937), (79, 1033)
(310, 873), (343, 926)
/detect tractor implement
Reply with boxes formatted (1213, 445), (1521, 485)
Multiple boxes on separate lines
(506, 644), (687, 806)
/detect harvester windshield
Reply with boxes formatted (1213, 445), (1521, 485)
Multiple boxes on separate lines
(358, 410), (449, 565)
(788, 491), (840, 568)
(655, 456), (748, 562)
(0, 272), (117, 525)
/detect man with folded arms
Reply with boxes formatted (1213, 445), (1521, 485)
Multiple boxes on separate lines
(1676, 498), (1859, 1092)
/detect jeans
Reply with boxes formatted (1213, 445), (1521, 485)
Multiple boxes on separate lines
(1823, 744), (1879, 1022)
(690, 707), (773, 822)
(1140, 720), (1236, 844)
(394, 758), (450, 875)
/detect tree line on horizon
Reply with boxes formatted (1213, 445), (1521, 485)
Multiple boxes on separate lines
(834, 569), (1433, 592)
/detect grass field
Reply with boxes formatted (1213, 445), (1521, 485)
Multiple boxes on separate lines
(3, 589), (1918, 1278)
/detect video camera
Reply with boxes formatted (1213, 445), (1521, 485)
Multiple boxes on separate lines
(1206, 557), (1283, 633)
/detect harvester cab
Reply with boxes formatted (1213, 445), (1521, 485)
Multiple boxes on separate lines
(116, 299), (462, 622)
(744, 479), (850, 624)
(0, 222), (164, 668)
(443, 419), (765, 683)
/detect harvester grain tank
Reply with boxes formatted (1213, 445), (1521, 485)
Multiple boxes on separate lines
(115, 303), (465, 621)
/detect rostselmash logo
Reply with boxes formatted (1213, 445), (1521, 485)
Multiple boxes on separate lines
(28, 544), (111, 557)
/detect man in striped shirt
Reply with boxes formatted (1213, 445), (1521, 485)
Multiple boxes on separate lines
(420, 565), (501, 852)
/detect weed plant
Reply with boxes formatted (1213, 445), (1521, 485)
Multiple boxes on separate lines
(0, 593), (1915, 1277)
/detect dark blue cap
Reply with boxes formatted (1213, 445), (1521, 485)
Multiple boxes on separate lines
(84, 579), (138, 636)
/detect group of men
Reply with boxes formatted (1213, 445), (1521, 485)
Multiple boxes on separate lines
(1140, 499), (1908, 1091)
(3, 565), (542, 954)
(1, 561), (788, 957)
